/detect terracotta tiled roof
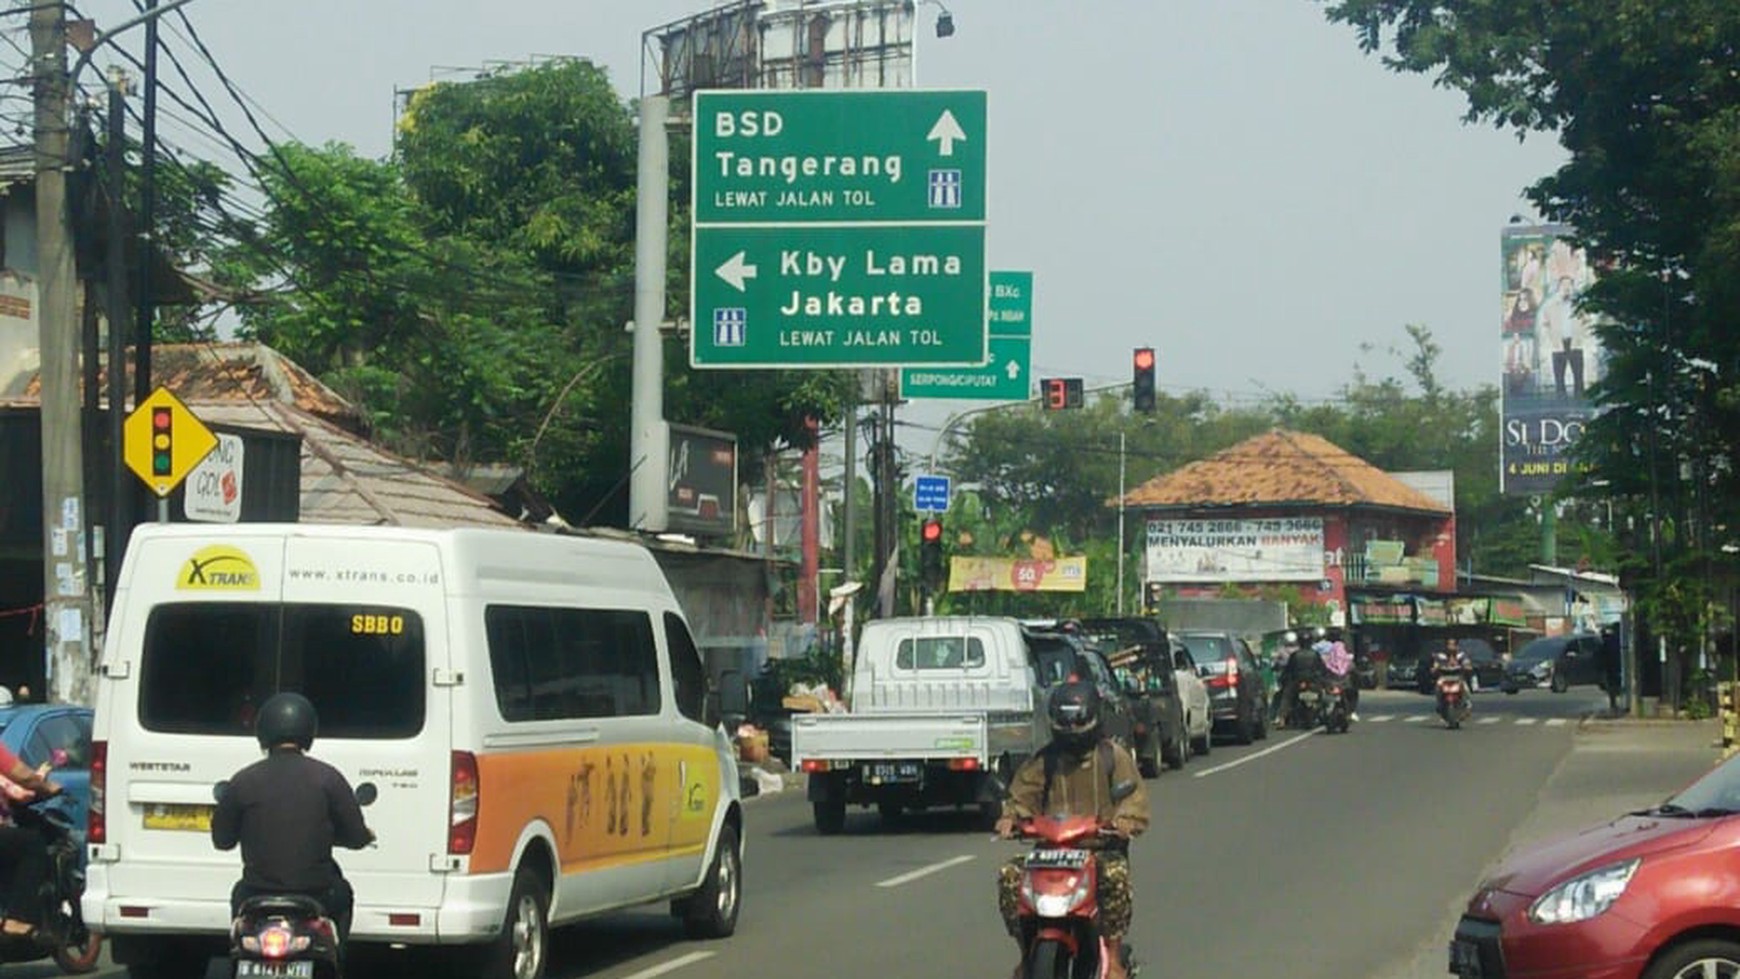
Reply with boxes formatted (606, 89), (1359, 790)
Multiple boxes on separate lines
(1120, 428), (1452, 514)
(17, 342), (364, 432)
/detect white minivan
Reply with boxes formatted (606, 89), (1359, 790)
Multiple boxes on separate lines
(83, 524), (744, 979)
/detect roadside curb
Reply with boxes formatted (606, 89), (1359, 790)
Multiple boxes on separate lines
(1577, 713), (1720, 730)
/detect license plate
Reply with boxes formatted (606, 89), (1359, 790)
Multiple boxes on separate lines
(1299, 690), (1320, 702)
(143, 803), (213, 833)
(236, 961), (314, 978)
(1449, 939), (1484, 978)
(863, 762), (922, 783)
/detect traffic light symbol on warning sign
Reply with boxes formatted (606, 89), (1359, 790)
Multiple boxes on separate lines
(151, 407), (174, 476)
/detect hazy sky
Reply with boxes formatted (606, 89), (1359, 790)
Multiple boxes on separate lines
(57, 0), (1566, 422)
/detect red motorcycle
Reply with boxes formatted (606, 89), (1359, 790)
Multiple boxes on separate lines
(1436, 670), (1472, 729)
(1013, 815), (1135, 979)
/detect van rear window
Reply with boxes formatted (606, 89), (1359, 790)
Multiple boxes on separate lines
(139, 603), (426, 739)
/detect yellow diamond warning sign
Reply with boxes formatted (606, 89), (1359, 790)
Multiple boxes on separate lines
(124, 387), (218, 497)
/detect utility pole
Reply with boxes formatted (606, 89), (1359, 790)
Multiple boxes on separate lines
(628, 94), (670, 532)
(33, 0), (92, 704)
(133, 0), (158, 407)
(105, 71), (130, 615)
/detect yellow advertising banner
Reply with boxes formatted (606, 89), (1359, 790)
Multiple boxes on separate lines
(947, 555), (1088, 593)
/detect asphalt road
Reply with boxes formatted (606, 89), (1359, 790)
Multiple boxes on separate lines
(61, 685), (1661, 979)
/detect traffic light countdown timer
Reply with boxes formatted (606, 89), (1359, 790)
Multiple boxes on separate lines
(1041, 377), (1084, 410)
(1132, 347), (1156, 413)
(920, 517), (946, 592)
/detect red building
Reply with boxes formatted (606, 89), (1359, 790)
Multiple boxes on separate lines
(1119, 429), (1456, 625)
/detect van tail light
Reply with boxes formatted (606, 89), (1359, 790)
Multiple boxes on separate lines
(88, 740), (107, 845)
(947, 757), (980, 771)
(448, 751), (478, 855)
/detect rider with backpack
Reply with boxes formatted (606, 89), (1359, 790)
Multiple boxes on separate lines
(994, 680), (1150, 979)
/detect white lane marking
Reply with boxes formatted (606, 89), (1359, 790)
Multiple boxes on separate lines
(1545, 718), (1568, 727)
(1403, 715), (1428, 723)
(1515, 718), (1539, 726)
(1478, 716), (1501, 725)
(876, 854), (975, 888)
(621, 951), (717, 979)
(1368, 715), (1395, 723)
(1192, 729), (1316, 778)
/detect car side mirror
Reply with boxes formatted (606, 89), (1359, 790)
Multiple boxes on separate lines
(1110, 779), (1138, 804)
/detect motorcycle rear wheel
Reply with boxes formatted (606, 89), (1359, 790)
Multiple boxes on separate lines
(1025, 939), (1072, 979)
(52, 930), (102, 974)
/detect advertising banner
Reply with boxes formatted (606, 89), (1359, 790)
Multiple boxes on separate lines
(1500, 225), (1605, 496)
(948, 555), (1087, 593)
(1144, 517), (1324, 583)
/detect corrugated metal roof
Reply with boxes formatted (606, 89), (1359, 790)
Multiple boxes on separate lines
(1121, 428), (1452, 514)
(190, 400), (525, 530)
(0, 145), (33, 189)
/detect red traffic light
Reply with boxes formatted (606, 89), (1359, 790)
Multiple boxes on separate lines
(921, 518), (943, 543)
(1133, 348), (1155, 371)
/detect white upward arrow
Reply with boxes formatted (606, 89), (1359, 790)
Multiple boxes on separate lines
(927, 109), (967, 157)
(714, 251), (758, 292)
(1004, 359), (1021, 380)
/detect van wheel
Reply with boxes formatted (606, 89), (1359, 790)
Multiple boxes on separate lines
(813, 799), (846, 835)
(479, 866), (549, 979)
(676, 823), (741, 939)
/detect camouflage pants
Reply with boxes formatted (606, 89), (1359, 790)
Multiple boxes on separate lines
(997, 851), (1132, 940)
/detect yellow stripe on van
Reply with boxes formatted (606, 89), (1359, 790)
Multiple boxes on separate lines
(471, 743), (720, 875)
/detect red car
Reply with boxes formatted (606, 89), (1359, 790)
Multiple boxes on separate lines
(1450, 754), (1740, 979)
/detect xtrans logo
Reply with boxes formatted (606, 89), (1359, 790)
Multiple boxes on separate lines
(176, 545), (261, 591)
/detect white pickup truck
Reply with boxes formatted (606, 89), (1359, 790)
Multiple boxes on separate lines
(793, 616), (1046, 834)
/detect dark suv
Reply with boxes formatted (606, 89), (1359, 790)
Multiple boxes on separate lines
(1024, 627), (1138, 752)
(1175, 629), (1270, 744)
(1078, 618), (1189, 777)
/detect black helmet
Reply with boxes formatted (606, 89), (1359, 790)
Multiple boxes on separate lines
(1047, 681), (1101, 752)
(255, 692), (318, 751)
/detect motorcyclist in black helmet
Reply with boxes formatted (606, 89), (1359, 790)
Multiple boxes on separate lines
(994, 681), (1150, 979)
(211, 692), (374, 944)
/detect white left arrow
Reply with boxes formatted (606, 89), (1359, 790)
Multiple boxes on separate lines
(927, 109), (967, 156)
(715, 251), (758, 292)
(1005, 359), (1021, 379)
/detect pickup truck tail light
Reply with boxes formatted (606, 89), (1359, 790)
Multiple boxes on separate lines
(946, 758), (980, 771)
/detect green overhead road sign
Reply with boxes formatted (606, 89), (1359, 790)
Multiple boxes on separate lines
(690, 89), (989, 369)
(901, 271), (1032, 401)
(694, 225), (986, 367)
(694, 90), (987, 224)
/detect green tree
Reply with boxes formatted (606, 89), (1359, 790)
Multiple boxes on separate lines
(1318, 0), (1740, 698)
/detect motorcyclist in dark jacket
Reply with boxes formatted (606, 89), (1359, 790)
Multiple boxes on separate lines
(211, 693), (374, 943)
(1271, 629), (1326, 727)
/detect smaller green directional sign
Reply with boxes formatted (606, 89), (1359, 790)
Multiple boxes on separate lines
(901, 335), (1030, 401)
(901, 271), (1032, 401)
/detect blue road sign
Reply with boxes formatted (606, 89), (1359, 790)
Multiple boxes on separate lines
(914, 474), (952, 513)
